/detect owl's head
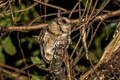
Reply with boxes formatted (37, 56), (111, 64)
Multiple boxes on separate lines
(48, 17), (71, 35)
(57, 17), (71, 33)
(57, 17), (71, 26)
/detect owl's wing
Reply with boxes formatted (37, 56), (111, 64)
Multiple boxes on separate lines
(39, 28), (55, 63)
(39, 28), (47, 62)
(39, 28), (46, 43)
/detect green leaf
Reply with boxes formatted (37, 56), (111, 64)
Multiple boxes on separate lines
(28, 42), (33, 49)
(31, 56), (45, 68)
(32, 50), (40, 56)
(31, 75), (45, 80)
(15, 59), (24, 66)
(31, 75), (40, 80)
(21, 38), (27, 43)
(70, 42), (79, 51)
(2, 36), (16, 56)
(79, 64), (88, 72)
(0, 46), (5, 64)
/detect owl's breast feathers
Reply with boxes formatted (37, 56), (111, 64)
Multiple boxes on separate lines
(40, 29), (70, 63)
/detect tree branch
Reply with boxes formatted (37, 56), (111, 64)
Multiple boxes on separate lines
(0, 9), (120, 31)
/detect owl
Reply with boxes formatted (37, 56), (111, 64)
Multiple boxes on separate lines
(39, 17), (72, 63)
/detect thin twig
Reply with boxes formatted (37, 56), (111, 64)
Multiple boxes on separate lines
(88, 21), (103, 48)
(33, 0), (67, 12)
(65, 50), (71, 80)
(0, 67), (29, 80)
(69, 0), (81, 18)
(70, 36), (81, 59)
(17, 32), (31, 80)
(0, 9), (120, 31)
(0, 64), (26, 74)
(0, 3), (38, 16)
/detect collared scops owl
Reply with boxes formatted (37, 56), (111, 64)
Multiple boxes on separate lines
(39, 17), (72, 63)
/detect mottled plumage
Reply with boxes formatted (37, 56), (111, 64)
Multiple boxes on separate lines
(39, 17), (71, 63)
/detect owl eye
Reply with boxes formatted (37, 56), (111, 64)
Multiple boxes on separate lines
(57, 17), (70, 25)
(61, 19), (68, 24)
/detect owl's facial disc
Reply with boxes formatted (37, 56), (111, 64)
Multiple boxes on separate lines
(57, 17), (71, 27)
(57, 17), (71, 33)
